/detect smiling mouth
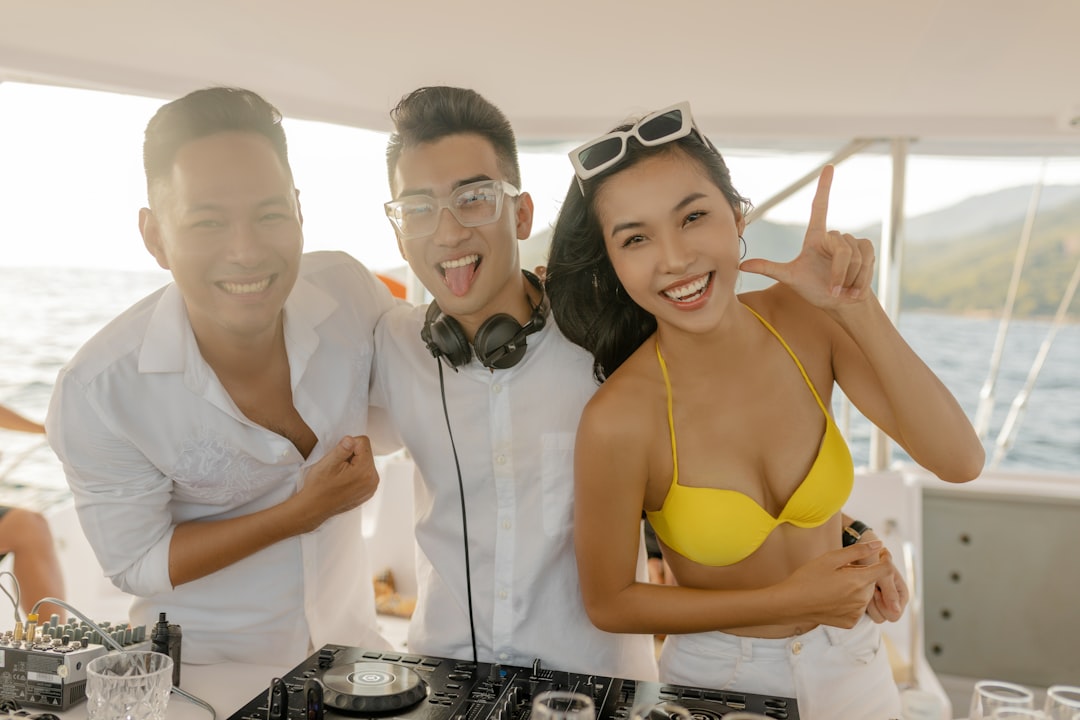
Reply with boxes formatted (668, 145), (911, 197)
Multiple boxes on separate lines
(439, 254), (481, 297)
(218, 276), (273, 295)
(662, 272), (713, 303)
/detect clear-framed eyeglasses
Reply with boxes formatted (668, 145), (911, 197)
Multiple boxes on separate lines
(384, 179), (520, 240)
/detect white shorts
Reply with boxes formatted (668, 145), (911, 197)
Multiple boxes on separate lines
(658, 614), (902, 720)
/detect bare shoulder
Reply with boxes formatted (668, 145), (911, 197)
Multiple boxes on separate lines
(579, 349), (658, 452)
(740, 285), (841, 344)
(738, 285), (844, 384)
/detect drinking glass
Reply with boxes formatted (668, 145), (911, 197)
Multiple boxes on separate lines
(629, 702), (693, 720)
(531, 691), (595, 720)
(990, 710), (1048, 719)
(86, 650), (173, 720)
(968, 680), (1035, 720)
(1046, 686), (1080, 720)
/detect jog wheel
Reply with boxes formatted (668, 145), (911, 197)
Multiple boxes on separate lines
(321, 661), (429, 712)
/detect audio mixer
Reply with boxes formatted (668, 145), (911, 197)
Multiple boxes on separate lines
(0, 616), (148, 710)
(226, 644), (799, 720)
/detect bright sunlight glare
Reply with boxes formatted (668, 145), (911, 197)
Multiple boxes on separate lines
(4, 82), (1080, 274)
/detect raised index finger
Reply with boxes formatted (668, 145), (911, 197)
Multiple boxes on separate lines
(807, 164), (834, 236)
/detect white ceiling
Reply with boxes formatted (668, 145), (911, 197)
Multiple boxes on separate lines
(3, 0), (1080, 154)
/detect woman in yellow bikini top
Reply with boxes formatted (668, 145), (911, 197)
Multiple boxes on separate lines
(646, 306), (854, 568)
(545, 99), (984, 717)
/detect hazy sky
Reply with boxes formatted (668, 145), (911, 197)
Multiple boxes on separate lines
(4, 82), (1080, 273)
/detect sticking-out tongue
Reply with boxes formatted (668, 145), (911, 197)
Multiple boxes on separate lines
(443, 262), (477, 297)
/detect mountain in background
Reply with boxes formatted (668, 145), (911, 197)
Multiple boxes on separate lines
(857, 185), (1080, 245)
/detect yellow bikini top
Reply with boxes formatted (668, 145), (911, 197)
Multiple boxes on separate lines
(645, 305), (854, 567)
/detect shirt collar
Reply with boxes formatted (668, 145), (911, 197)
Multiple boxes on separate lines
(137, 273), (338, 381)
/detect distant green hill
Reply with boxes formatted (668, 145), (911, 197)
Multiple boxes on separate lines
(903, 199), (1080, 316)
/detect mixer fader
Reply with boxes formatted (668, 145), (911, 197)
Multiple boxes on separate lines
(226, 644), (798, 720)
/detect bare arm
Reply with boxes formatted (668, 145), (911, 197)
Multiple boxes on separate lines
(0, 404), (46, 434)
(740, 167), (984, 483)
(828, 297), (984, 482)
(574, 398), (890, 635)
(167, 435), (378, 586)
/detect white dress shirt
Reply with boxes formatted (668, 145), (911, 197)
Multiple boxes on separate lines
(372, 303), (657, 681)
(47, 251), (395, 665)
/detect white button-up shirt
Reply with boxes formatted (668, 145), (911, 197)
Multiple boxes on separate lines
(372, 304), (657, 681)
(47, 252), (395, 665)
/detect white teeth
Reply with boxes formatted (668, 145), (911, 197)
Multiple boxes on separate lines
(663, 274), (711, 302)
(440, 254), (479, 270)
(220, 277), (272, 294)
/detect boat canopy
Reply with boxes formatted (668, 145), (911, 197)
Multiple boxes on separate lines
(2, 0), (1080, 155)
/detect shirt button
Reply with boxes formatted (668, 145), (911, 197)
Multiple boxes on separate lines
(498, 590), (508, 600)
(493, 383), (503, 393)
(495, 455), (506, 465)
(499, 653), (508, 660)
(502, 520), (512, 530)
(791, 641), (803, 655)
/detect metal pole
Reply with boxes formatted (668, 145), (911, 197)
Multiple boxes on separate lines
(869, 138), (908, 471)
(744, 138), (879, 225)
(973, 161), (1047, 439)
(990, 254), (1080, 469)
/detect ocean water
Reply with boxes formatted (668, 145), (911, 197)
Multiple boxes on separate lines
(1, 266), (1078, 500)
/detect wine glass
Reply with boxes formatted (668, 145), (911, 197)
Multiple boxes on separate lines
(531, 691), (595, 720)
(1045, 686), (1080, 720)
(969, 680), (1035, 720)
(990, 710), (1048, 719)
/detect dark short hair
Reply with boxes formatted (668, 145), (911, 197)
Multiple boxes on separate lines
(143, 86), (292, 203)
(386, 86), (521, 189)
(546, 129), (751, 383)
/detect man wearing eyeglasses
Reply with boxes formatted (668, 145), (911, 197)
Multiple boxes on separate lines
(370, 86), (658, 680)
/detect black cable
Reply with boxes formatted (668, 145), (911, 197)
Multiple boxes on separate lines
(436, 359), (478, 664)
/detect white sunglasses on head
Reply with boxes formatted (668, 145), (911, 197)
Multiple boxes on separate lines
(568, 101), (710, 189)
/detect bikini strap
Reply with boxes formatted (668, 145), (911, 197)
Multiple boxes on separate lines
(742, 304), (830, 415)
(655, 340), (679, 484)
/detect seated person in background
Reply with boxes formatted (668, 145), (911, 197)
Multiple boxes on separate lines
(0, 506), (65, 622)
(46, 87), (396, 664)
(0, 403), (46, 434)
(545, 102), (983, 719)
(372, 86), (657, 679)
(0, 402), (66, 621)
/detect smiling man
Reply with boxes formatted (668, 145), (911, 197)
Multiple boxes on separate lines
(370, 86), (657, 680)
(46, 87), (396, 665)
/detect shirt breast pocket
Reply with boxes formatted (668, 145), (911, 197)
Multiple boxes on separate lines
(540, 432), (576, 537)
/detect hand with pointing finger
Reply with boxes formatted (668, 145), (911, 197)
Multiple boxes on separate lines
(739, 165), (876, 309)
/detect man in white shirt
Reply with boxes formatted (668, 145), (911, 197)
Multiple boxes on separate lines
(47, 87), (395, 664)
(371, 86), (657, 681)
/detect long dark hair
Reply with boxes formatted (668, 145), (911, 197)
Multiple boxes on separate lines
(546, 129), (750, 383)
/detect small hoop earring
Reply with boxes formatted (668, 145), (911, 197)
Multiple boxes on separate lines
(739, 235), (747, 260)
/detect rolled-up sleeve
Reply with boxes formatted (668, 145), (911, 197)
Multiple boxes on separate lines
(47, 366), (175, 596)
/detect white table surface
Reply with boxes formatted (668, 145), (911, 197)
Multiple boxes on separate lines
(54, 662), (291, 720)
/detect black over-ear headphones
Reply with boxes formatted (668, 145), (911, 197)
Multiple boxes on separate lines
(421, 269), (548, 370)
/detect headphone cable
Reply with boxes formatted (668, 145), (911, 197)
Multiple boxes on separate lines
(436, 359), (479, 664)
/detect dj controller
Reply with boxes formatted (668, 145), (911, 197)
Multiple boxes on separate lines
(225, 645), (799, 720)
